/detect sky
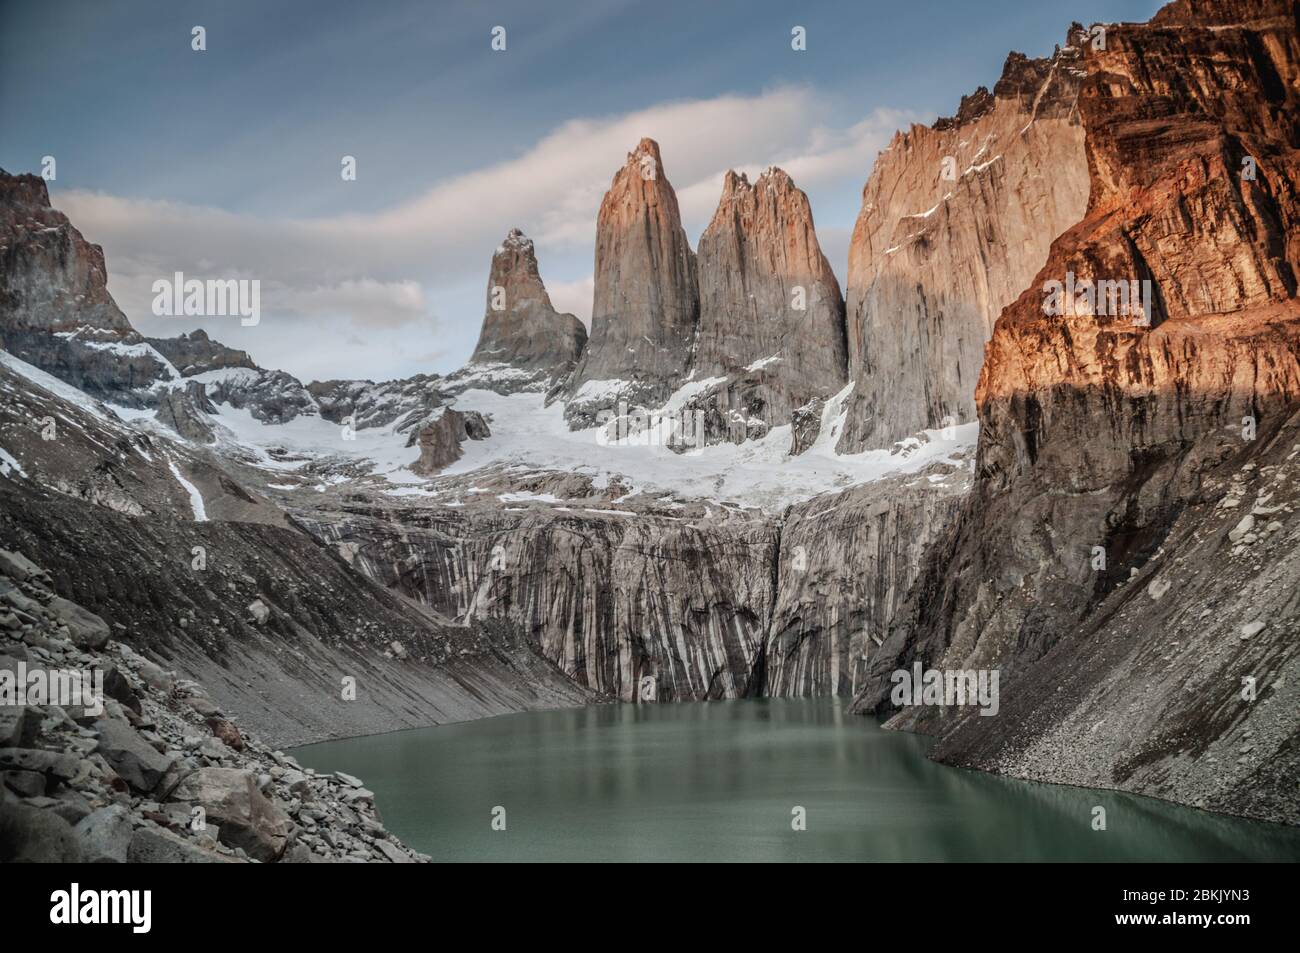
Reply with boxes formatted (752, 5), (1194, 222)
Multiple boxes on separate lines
(0, 0), (1163, 383)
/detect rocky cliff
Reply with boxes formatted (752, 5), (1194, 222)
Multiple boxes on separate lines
(294, 499), (778, 701)
(468, 229), (587, 388)
(836, 36), (1090, 452)
(565, 138), (699, 425)
(854, 0), (1300, 825)
(0, 171), (174, 401)
(767, 462), (969, 697)
(687, 168), (847, 447)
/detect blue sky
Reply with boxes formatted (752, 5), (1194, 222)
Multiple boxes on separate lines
(1, 0), (1162, 382)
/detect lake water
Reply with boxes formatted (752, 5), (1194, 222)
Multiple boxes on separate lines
(292, 698), (1300, 862)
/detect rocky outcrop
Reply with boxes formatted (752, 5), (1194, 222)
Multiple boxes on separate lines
(155, 380), (217, 443)
(836, 36), (1090, 451)
(145, 329), (256, 378)
(0, 172), (134, 337)
(410, 408), (491, 474)
(686, 168), (847, 447)
(0, 170), (173, 401)
(468, 229), (587, 387)
(308, 374), (446, 430)
(200, 367), (317, 425)
(854, 0), (1300, 825)
(566, 139), (699, 425)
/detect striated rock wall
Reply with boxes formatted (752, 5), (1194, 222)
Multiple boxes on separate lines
(294, 502), (778, 702)
(836, 37), (1090, 452)
(766, 465), (969, 698)
(291, 455), (971, 705)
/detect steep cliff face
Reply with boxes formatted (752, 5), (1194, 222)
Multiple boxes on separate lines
(0, 172), (133, 337)
(0, 171), (173, 400)
(294, 501), (777, 701)
(686, 168), (847, 447)
(469, 229), (587, 387)
(565, 139), (699, 425)
(855, 0), (1300, 825)
(765, 460), (969, 697)
(836, 37), (1090, 452)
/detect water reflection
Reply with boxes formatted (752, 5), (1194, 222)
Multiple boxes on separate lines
(293, 699), (1300, 862)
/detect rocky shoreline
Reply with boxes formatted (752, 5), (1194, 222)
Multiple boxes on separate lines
(1, 548), (431, 863)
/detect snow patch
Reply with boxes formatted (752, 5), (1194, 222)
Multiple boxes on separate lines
(166, 458), (208, 521)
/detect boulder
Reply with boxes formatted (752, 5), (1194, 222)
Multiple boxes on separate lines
(127, 826), (234, 863)
(93, 719), (174, 793)
(73, 804), (133, 862)
(47, 596), (110, 650)
(0, 795), (84, 862)
(169, 767), (290, 862)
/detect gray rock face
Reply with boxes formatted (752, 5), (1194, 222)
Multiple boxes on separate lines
(0, 794), (83, 862)
(410, 408), (491, 475)
(46, 596), (110, 649)
(691, 168), (847, 444)
(767, 469), (970, 697)
(469, 229), (587, 381)
(73, 804), (134, 862)
(566, 139), (699, 424)
(145, 329), (256, 377)
(836, 37), (1089, 452)
(94, 719), (174, 793)
(170, 767), (291, 862)
(127, 825), (232, 863)
(155, 380), (217, 443)
(296, 503), (779, 701)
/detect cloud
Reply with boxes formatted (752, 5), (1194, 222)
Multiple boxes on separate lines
(54, 89), (915, 379)
(547, 275), (596, 326)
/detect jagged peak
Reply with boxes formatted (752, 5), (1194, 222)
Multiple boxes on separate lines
(0, 168), (53, 210)
(619, 137), (666, 180)
(933, 31), (1085, 132)
(495, 227), (535, 257)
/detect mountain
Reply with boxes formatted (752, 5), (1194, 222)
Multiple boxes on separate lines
(836, 35), (1090, 451)
(0, 171), (174, 401)
(853, 0), (1300, 825)
(565, 138), (699, 425)
(2, 0), (1297, 841)
(687, 167), (848, 448)
(467, 228), (587, 390)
